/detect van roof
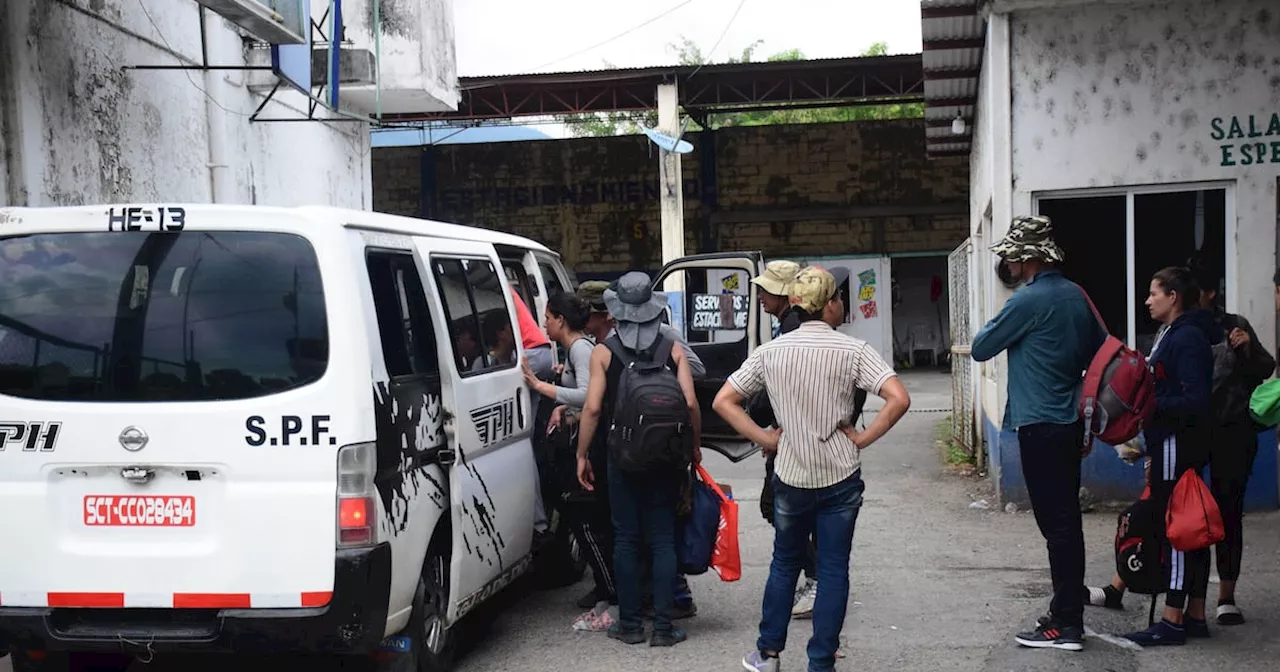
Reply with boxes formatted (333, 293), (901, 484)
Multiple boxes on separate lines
(0, 204), (557, 256)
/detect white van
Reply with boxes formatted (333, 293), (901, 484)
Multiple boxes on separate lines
(0, 205), (580, 671)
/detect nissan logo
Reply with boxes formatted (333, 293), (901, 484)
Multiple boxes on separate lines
(119, 426), (149, 452)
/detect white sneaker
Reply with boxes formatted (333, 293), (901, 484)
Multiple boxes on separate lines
(792, 579), (817, 619)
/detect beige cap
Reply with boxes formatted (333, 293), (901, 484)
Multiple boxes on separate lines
(790, 266), (838, 313)
(750, 260), (801, 296)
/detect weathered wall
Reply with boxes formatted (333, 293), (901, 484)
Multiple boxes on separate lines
(0, 0), (391, 208)
(1010, 0), (1280, 333)
(979, 0), (1280, 508)
(340, 0), (459, 113)
(373, 119), (970, 275)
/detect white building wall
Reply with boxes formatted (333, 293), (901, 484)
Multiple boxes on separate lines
(0, 0), (421, 209)
(970, 15), (1018, 429)
(1008, 0), (1280, 340)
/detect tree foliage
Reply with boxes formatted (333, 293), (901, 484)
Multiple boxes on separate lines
(559, 39), (924, 137)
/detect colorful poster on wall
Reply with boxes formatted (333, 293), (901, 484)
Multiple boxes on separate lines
(720, 273), (741, 293)
(860, 300), (879, 319)
(858, 284), (876, 301)
(858, 269), (876, 287)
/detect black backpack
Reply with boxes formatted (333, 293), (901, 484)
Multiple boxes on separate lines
(604, 335), (693, 474)
(1115, 493), (1164, 623)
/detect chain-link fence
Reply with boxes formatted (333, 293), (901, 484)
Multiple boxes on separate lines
(948, 239), (977, 457)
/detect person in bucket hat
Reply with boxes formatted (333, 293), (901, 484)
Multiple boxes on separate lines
(990, 214), (1065, 264)
(573, 277), (704, 619)
(716, 265), (911, 672)
(972, 215), (1108, 652)
(577, 280), (705, 380)
(574, 271), (702, 647)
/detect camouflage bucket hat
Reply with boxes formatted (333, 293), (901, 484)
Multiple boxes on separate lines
(991, 215), (1065, 263)
(575, 280), (611, 314)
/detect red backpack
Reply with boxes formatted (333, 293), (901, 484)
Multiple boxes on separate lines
(1076, 286), (1157, 454)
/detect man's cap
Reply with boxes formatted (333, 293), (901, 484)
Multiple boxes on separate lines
(790, 266), (840, 314)
(750, 260), (802, 296)
(575, 281), (611, 314)
(990, 215), (1065, 263)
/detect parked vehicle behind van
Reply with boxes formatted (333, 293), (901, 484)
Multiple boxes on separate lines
(0, 205), (577, 671)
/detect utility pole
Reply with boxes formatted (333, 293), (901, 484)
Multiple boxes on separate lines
(656, 80), (685, 331)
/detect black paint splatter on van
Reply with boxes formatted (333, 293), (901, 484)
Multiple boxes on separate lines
(372, 381), (448, 536)
(457, 459), (506, 568)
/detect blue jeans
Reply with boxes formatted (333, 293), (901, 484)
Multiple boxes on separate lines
(758, 471), (865, 672)
(608, 461), (680, 634)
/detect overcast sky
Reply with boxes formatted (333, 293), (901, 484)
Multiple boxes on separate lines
(453, 0), (925, 77)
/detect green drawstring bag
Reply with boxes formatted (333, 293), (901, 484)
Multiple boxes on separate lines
(1249, 379), (1280, 427)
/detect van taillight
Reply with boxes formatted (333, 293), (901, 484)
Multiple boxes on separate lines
(336, 442), (377, 548)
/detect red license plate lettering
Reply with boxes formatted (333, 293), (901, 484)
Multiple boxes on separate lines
(83, 496), (196, 527)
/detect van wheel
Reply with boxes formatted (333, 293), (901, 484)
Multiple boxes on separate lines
(413, 547), (457, 672)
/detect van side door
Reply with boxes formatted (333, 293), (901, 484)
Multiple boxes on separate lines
(413, 239), (537, 622)
(654, 252), (767, 462)
(357, 233), (452, 631)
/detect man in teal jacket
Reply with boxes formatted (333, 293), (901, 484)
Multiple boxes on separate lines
(971, 215), (1106, 653)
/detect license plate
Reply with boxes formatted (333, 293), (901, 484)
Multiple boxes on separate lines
(83, 495), (196, 527)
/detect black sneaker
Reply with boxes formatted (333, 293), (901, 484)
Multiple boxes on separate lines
(1185, 617), (1211, 639)
(607, 624), (647, 645)
(650, 628), (688, 647)
(672, 599), (698, 620)
(1015, 622), (1084, 651)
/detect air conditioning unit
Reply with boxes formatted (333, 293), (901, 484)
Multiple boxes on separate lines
(194, 0), (308, 45)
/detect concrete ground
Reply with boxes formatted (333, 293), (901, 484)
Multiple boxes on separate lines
(4, 370), (1279, 671)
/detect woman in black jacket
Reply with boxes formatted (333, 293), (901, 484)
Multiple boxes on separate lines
(1192, 265), (1275, 624)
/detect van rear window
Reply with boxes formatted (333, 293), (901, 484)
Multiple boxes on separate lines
(0, 231), (327, 402)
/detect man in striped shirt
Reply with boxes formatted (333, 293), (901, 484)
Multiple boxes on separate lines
(714, 267), (912, 672)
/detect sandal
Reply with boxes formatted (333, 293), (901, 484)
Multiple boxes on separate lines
(1216, 603), (1245, 626)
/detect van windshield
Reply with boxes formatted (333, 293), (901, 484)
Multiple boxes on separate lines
(0, 231), (327, 402)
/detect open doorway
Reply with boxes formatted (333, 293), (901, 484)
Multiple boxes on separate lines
(890, 255), (949, 368)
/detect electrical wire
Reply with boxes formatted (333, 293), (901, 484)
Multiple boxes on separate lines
(688, 0), (750, 79)
(135, 0), (251, 118)
(528, 0), (702, 72)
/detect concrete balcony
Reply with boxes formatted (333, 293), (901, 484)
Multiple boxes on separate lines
(336, 0), (460, 115)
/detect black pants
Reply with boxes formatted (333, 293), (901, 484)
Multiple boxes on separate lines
(1148, 432), (1211, 610)
(762, 453), (819, 579)
(1209, 423), (1258, 583)
(569, 448), (616, 602)
(1018, 422), (1086, 628)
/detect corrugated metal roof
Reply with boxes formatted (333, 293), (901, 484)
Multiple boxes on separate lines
(920, 1), (984, 157)
(923, 47), (982, 70)
(924, 77), (978, 99)
(460, 54), (923, 88)
(922, 14), (985, 41)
